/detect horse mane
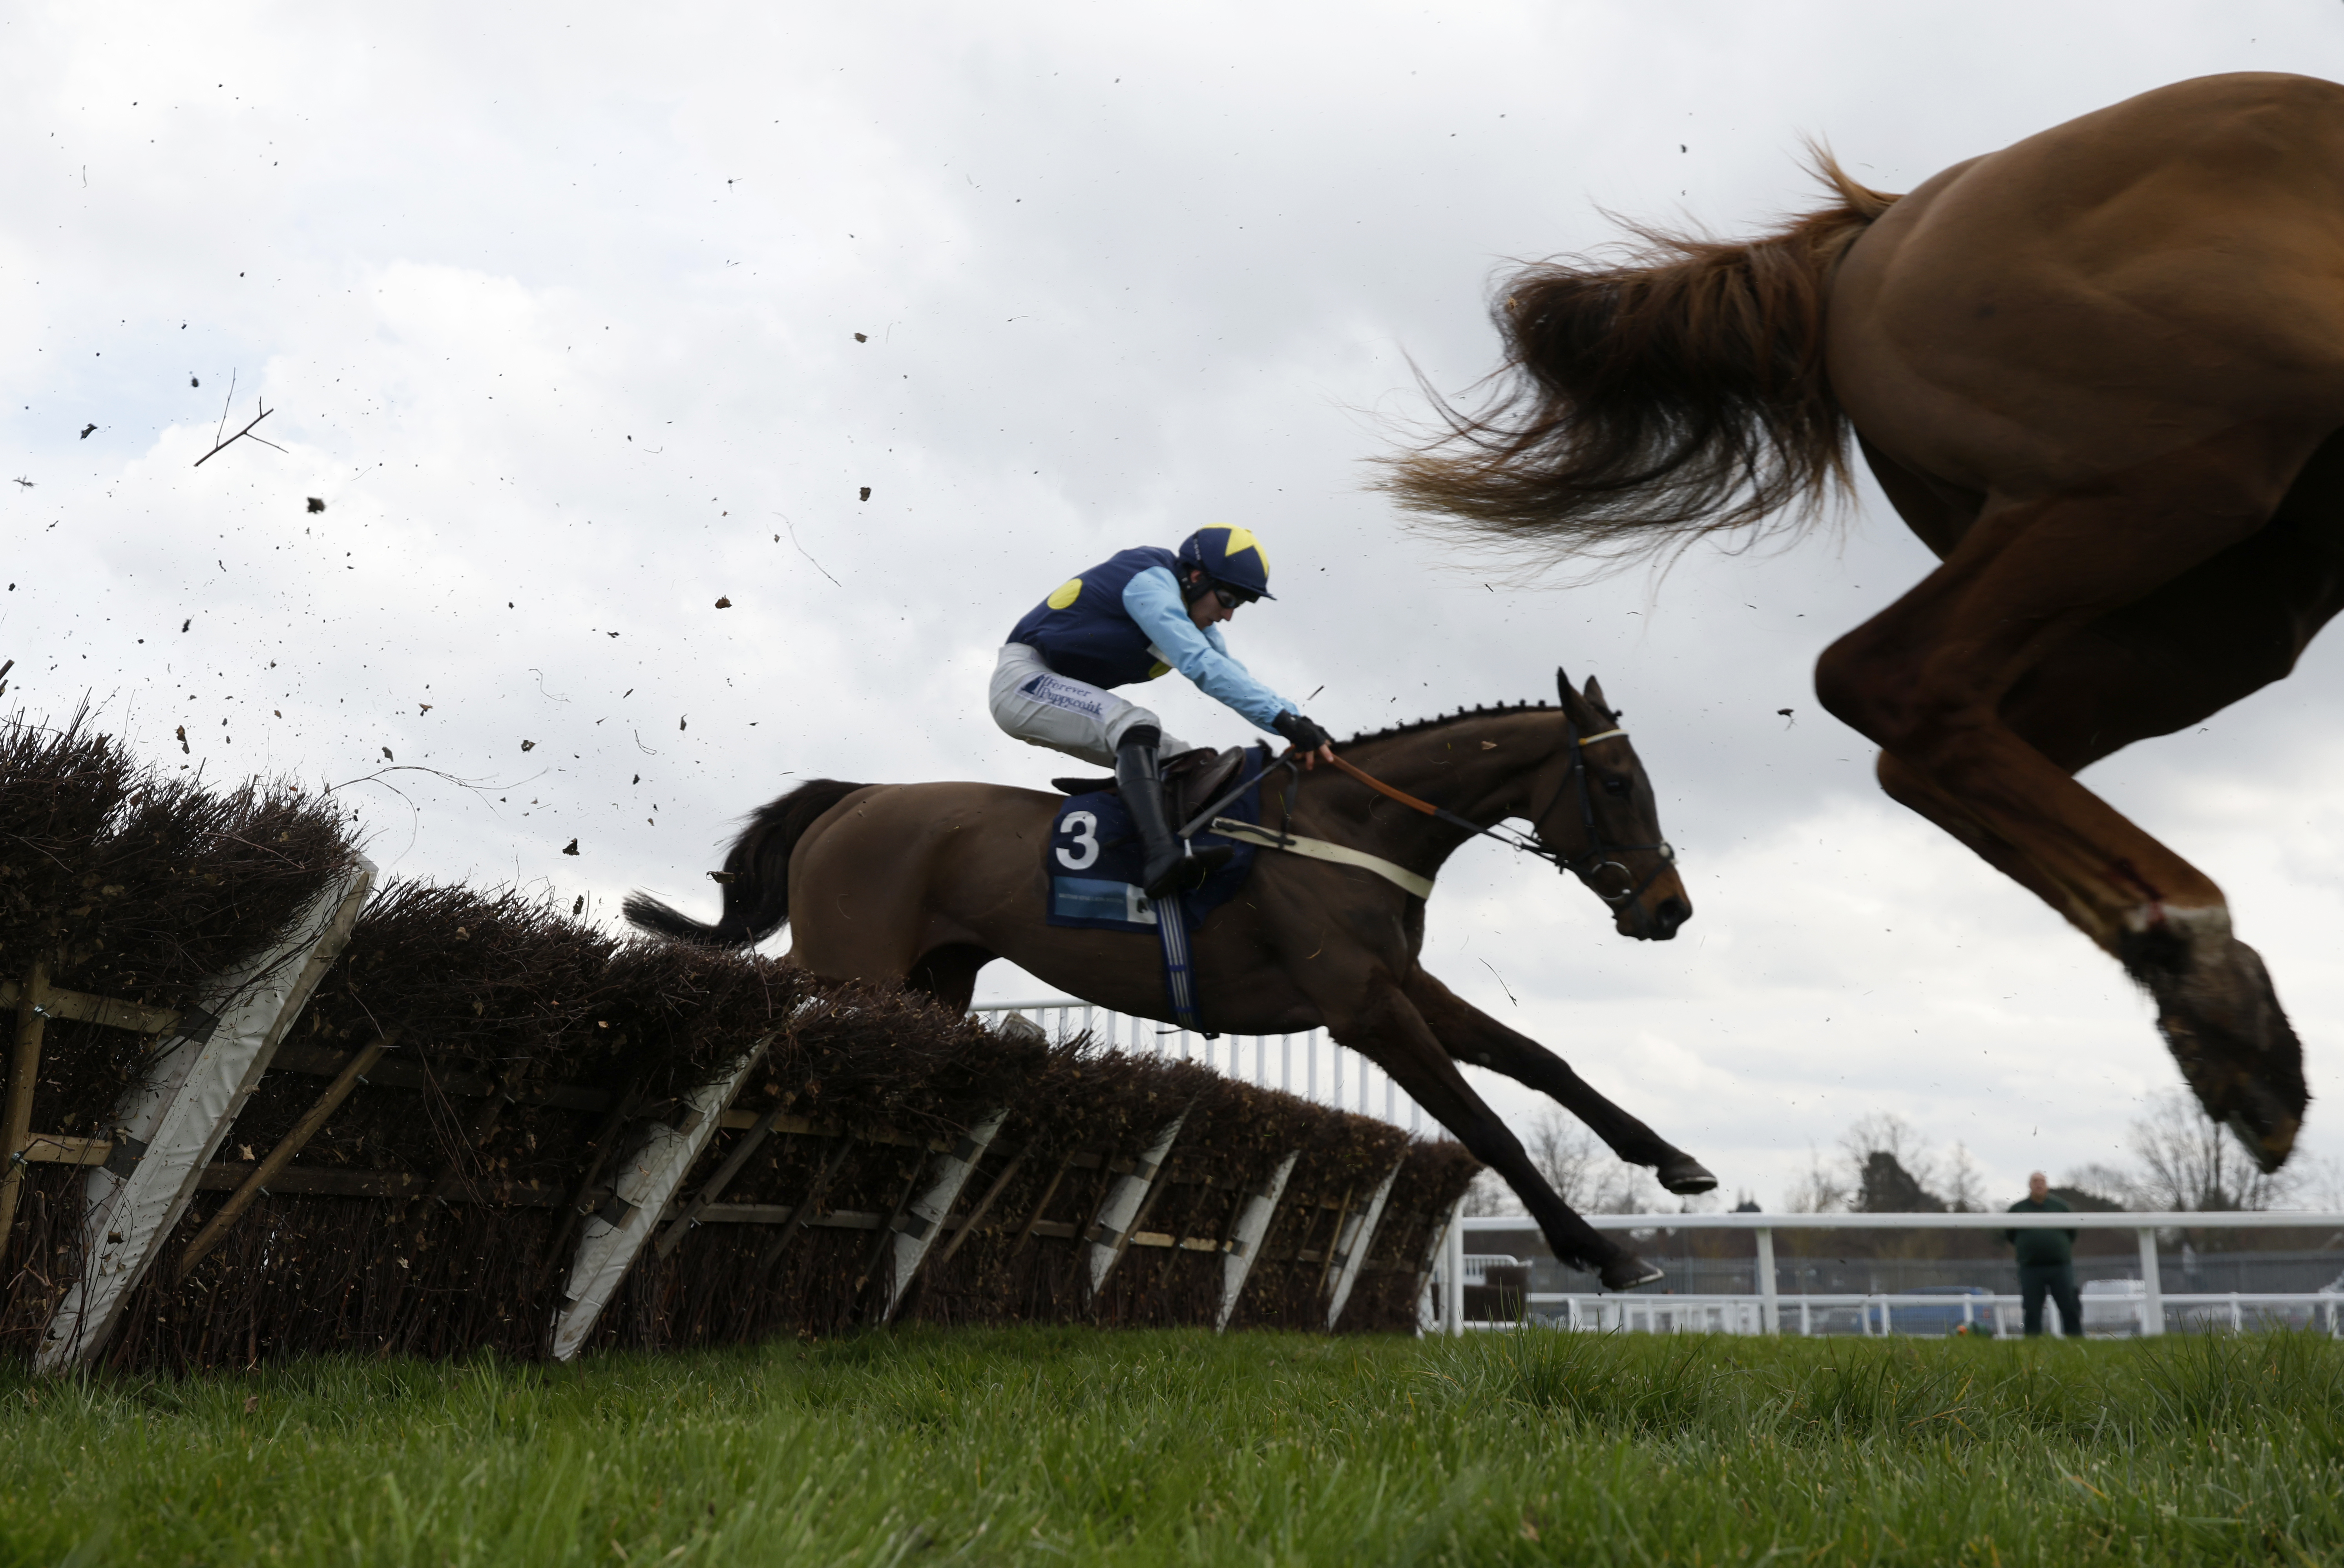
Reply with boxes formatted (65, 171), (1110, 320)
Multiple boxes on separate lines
(1342, 697), (1610, 750)
(1377, 152), (1900, 567)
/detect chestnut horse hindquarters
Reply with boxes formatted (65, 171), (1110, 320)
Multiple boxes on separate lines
(1827, 73), (2344, 501)
(1813, 75), (2344, 1171)
(1387, 71), (2342, 1173)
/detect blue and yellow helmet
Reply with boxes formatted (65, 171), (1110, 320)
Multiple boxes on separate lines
(1175, 525), (1276, 602)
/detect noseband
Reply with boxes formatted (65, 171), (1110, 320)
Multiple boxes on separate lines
(1526, 716), (1677, 909)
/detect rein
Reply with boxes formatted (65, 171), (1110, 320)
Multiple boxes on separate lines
(1170, 713), (1675, 910)
(1318, 720), (1673, 908)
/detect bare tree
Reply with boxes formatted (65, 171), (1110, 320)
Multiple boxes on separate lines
(1781, 1112), (1984, 1214)
(2122, 1089), (2297, 1212)
(1528, 1116), (1610, 1212)
(1839, 1111), (1934, 1187)
(1942, 1143), (1988, 1212)
(2060, 1162), (2134, 1209)
(1460, 1168), (1520, 1217)
(1827, 1110), (1963, 1212)
(2291, 1152), (2344, 1215)
(1461, 1115), (1737, 1222)
(1526, 1113), (1672, 1214)
(1783, 1142), (1849, 1214)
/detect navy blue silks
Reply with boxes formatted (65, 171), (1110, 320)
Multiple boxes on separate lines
(1006, 545), (1181, 689)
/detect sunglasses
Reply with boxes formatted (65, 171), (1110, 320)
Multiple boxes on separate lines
(1211, 585), (1257, 610)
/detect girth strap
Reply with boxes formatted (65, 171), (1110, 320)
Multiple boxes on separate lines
(1153, 890), (1204, 1032)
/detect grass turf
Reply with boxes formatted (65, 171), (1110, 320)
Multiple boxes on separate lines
(4, 1328), (2340, 1565)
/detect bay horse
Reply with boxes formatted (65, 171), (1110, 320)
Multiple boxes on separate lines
(627, 673), (1699, 1289)
(1385, 72), (2341, 1172)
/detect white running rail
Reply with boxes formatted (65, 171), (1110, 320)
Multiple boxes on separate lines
(1513, 1291), (2344, 1338)
(1420, 1209), (2344, 1337)
(969, 998), (1424, 1133)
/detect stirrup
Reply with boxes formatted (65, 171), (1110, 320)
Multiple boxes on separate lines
(1143, 839), (1232, 901)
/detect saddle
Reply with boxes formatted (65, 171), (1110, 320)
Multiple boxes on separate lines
(1051, 746), (1247, 829)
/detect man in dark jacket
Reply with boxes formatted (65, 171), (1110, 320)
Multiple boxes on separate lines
(2004, 1171), (2084, 1337)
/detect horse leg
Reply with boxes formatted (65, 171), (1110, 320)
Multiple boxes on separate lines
(1851, 440), (2094, 915)
(1333, 978), (1661, 1289)
(1816, 425), (2328, 1169)
(1860, 434), (2344, 909)
(1402, 967), (1715, 1194)
(1878, 549), (2344, 929)
(907, 943), (995, 1012)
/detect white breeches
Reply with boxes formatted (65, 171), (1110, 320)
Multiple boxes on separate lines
(990, 643), (1192, 768)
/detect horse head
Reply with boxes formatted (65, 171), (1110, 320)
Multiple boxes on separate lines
(1546, 667), (1691, 941)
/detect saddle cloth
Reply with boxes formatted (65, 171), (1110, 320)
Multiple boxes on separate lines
(1043, 744), (1270, 934)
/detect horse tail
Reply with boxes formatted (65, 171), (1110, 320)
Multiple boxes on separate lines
(622, 778), (869, 948)
(1379, 153), (1900, 562)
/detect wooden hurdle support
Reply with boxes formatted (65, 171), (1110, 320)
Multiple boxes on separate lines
(1215, 1150), (1299, 1331)
(877, 1106), (1011, 1324)
(31, 857), (377, 1373)
(551, 1042), (773, 1361)
(1083, 1110), (1188, 1299)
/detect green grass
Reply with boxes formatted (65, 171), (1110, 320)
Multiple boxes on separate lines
(5, 1328), (2342, 1566)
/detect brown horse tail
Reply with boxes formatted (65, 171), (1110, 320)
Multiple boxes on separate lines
(1379, 154), (1900, 562)
(622, 778), (869, 948)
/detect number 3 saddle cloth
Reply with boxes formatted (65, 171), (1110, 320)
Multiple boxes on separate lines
(1042, 744), (1271, 933)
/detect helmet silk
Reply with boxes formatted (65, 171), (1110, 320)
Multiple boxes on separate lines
(1175, 525), (1275, 600)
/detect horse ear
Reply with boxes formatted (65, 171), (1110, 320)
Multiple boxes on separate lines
(1582, 674), (1612, 716)
(1556, 667), (1595, 722)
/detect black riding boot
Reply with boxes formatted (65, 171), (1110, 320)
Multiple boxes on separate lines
(1116, 729), (1230, 901)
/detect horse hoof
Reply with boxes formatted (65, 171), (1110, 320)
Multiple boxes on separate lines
(2127, 926), (2307, 1173)
(2164, 1010), (2304, 1173)
(1656, 1155), (1716, 1196)
(1599, 1254), (1663, 1291)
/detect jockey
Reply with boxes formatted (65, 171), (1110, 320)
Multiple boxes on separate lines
(993, 524), (1336, 899)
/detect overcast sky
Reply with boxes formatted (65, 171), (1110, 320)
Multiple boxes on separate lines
(8, 2), (2344, 1211)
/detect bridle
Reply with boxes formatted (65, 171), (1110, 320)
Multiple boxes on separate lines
(1317, 713), (1676, 910)
(1172, 708), (1678, 910)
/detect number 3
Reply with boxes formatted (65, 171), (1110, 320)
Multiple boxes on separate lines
(1056, 811), (1100, 870)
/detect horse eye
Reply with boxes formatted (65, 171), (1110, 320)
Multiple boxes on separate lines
(1601, 777), (1630, 798)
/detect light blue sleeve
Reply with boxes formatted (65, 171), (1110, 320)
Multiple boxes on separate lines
(1121, 566), (1296, 733)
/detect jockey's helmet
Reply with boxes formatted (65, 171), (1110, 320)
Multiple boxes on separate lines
(1175, 525), (1276, 602)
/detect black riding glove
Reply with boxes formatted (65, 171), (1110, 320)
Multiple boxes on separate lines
(1273, 710), (1333, 753)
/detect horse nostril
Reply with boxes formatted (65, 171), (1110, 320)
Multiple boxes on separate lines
(1652, 897), (1691, 937)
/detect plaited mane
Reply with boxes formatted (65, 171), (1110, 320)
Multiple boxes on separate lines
(1341, 696), (1616, 749)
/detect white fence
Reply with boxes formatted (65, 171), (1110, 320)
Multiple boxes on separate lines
(1428, 1209), (2344, 1338)
(1490, 1288), (2344, 1338)
(970, 999), (1425, 1132)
